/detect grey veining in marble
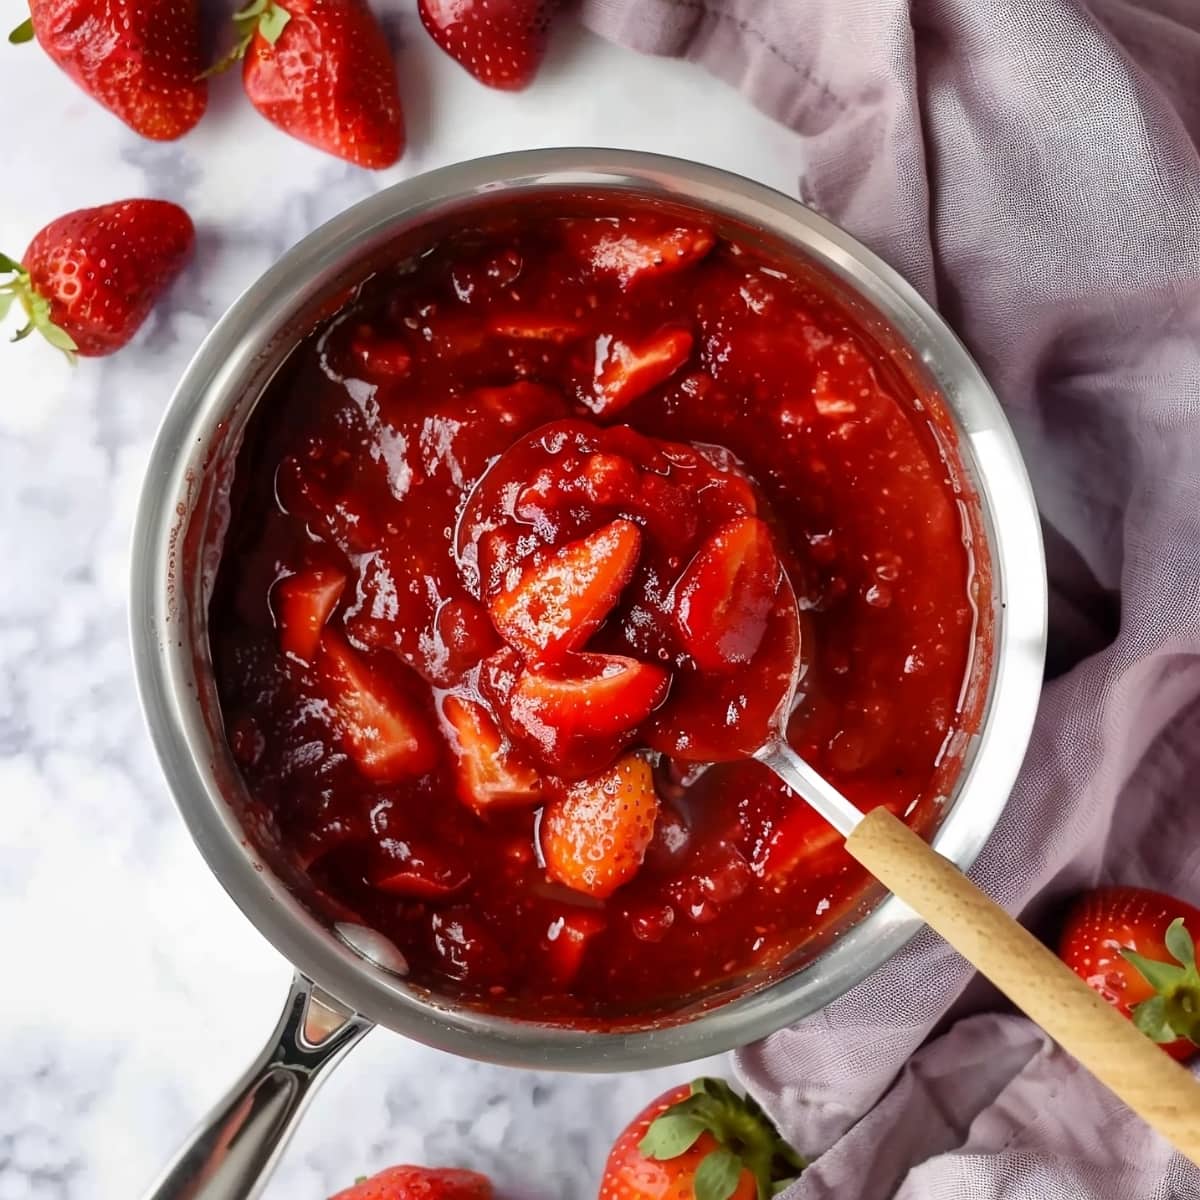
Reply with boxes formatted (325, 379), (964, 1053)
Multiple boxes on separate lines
(0, 8), (804, 1197)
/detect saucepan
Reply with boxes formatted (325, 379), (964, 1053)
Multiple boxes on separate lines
(129, 149), (1047, 1199)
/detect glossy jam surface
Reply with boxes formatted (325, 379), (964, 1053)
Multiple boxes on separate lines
(210, 204), (979, 1020)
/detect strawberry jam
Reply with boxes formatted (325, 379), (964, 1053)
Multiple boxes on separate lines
(210, 202), (982, 1021)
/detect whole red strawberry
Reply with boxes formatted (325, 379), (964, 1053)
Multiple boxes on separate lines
(1059, 886), (1200, 1062)
(600, 1078), (804, 1200)
(418, 0), (556, 90)
(0, 200), (194, 358)
(220, 0), (404, 168)
(10, 0), (206, 140)
(328, 1164), (493, 1200)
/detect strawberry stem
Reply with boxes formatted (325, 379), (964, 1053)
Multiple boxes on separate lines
(638, 1078), (805, 1200)
(0, 253), (78, 363)
(199, 0), (290, 77)
(8, 16), (33, 43)
(1122, 917), (1200, 1048)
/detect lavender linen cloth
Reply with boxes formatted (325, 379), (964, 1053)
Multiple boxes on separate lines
(579, 0), (1200, 1193)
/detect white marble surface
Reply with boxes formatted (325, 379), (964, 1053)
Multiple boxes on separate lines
(0, 10), (807, 1198)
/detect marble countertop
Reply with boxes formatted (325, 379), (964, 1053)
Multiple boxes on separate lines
(0, 10), (805, 1197)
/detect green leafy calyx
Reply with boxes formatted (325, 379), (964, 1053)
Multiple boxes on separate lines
(1122, 917), (1200, 1048)
(0, 252), (78, 362)
(637, 1077), (806, 1200)
(200, 0), (291, 77)
(8, 17), (34, 43)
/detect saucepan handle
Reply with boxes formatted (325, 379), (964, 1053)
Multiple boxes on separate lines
(142, 972), (374, 1200)
(846, 807), (1200, 1166)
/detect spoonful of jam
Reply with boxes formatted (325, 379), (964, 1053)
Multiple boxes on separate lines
(457, 417), (1200, 1165)
(454, 417), (800, 776)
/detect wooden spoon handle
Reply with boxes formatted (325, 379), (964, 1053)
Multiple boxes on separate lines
(845, 805), (1200, 1165)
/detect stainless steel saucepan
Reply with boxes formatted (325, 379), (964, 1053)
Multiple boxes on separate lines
(130, 149), (1046, 1200)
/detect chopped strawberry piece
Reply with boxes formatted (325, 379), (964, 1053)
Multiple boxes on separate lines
(579, 452), (643, 506)
(420, 308), (489, 356)
(673, 516), (782, 672)
(642, 803), (691, 872)
(368, 839), (471, 898)
(315, 631), (438, 781)
(540, 755), (660, 898)
(431, 597), (502, 683)
(693, 443), (761, 523)
(487, 312), (586, 343)
(627, 902), (676, 943)
(292, 809), (369, 871)
(670, 841), (752, 924)
(470, 380), (565, 430)
(274, 567), (347, 662)
(429, 907), (508, 986)
(647, 586), (800, 762)
(488, 518), (642, 661)
(476, 646), (524, 710)
(590, 328), (694, 417)
(276, 442), (382, 553)
(754, 803), (840, 880)
(542, 910), (607, 986)
(756, 791), (905, 880)
(441, 693), (542, 813)
(349, 325), (412, 378)
(508, 653), (668, 763)
(227, 713), (265, 768)
(567, 220), (715, 288)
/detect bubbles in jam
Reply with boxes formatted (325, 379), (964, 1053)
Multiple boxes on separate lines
(209, 203), (979, 1021)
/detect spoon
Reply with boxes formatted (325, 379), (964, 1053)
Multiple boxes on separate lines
(748, 578), (1200, 1165)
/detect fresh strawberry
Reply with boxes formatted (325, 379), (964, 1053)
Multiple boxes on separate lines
(225, 0), (404, 168)
(316, 630), (438, 780)
(673, 517), (782, 673)
(488, 518), (642, 662)
(11, 0), (205, 140)
(591, 328), (694, 417)
(487, 311), (585, 342)
(507, 653), (669, 773)
(542, 909), (606, 987)
(274, 567), (347, 661)
(440, 693), (542, 813)
(540, 754), (659, 898)
(566, 219), (715, 289)
(0, 200), (193, 358)
(599, 1078), (804, 1200)
(329, 1164), (493, 1200)
(417, 0), (556, 91)
(1059, 886), (1200, 1061)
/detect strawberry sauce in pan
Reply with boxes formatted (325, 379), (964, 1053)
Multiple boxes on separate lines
(209, 203), (981, 1020)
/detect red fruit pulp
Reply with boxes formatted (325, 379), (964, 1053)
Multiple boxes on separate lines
(209, 202), (983, 1021)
